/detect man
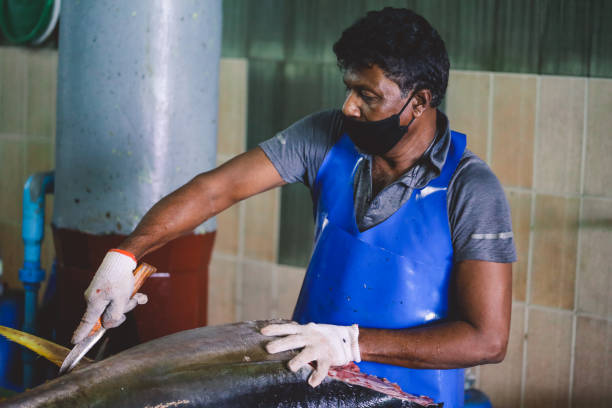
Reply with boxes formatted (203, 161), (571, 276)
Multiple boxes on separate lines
(72, 8), (514, 407)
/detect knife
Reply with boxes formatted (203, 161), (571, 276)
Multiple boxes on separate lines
(59, 262), (157, 375)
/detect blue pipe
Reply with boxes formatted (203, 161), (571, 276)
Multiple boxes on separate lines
(19, 171), (54, 388)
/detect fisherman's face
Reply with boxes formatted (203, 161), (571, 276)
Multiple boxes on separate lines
(341, 65), (411, 125)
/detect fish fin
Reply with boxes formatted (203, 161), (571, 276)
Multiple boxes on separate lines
(0, 325), (93, 368)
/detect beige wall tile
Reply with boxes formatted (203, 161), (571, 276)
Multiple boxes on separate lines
(531, 195), (579, 309)
(0, 47), (27, 134)
(214, 202), (240, 255)
(276, 263), (305, 319)
(446, 71), (490, 160)
(26, 49), (58, 139)
(25, 140), (54, 175)
(585, 79), (612, 197)
(506, 190), (531, 301)
(207, 255), (237, 325)
(491, 75), (536, 188)
(572, 316), (612, 408)
(244, 189), (279, 262)
(536, 77), (585, 194)
(0, 222), (24, 289)
(240, 261), (276, 321)
(0, 140), (25, 224)
(480, 303), (525, 408)
(577, 198), (612, 318)
(524, 308), (572, 408)
(217, 58), (248, 157)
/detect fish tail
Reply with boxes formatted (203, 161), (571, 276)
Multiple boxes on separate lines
(0, 325), (91, 367)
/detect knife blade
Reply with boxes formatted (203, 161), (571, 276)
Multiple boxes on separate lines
(59, 262), (157, 375)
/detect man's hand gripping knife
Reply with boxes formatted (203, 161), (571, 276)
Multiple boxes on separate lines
(261, 322), (361, 387)
(71, 249), (148, 344)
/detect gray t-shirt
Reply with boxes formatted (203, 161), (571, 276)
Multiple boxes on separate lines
(260, 109), (516, 263)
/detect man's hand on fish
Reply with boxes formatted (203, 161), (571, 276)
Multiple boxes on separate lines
(71, 249), (148, 344)
(261, 322), (361, 387)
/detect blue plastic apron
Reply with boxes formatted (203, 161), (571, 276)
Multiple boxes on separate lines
(293, 131), (467, 408)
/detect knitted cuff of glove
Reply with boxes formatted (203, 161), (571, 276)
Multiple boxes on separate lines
(350, 324), (361, 363)
(109, 248), (137, 263)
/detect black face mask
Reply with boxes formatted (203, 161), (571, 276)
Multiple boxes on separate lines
(342, 94), (415, 155)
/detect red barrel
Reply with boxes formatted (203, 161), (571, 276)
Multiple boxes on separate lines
(53, 228), (215, 350)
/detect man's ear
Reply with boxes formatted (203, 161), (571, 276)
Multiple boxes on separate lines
(412, 89), (432, 117)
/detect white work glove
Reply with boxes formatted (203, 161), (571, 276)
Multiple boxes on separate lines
(261, 322), (361, 388)
(71, 249), (148, 344)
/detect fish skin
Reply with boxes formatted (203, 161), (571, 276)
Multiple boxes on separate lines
(1, 321), (439, 407)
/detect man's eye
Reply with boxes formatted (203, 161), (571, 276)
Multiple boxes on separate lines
(359, 91), (375, 102)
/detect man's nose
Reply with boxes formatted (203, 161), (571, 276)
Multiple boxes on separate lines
(341, 92), (361, 118)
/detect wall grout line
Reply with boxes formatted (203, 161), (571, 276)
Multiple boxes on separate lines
(486, 73), (494, 165)
(0, 133), (53, 142)
(243, 255), (283, 269)
(519, 74), (541, 408)
(527, 303), (575, 315)
(234, 260), (243, 322)
(272, 187), (281, 266)
(578, 79), (589, 211)
(233, 59), (249, 323)
(235, 202), (246, 322)
(212, 252), (239, 262)
(504, 184), (612, 201)
(270, 262), (279, 318)
(575, 311), (612, 324)
(568, 78), (590, 408)
(270, 188), (282, 318)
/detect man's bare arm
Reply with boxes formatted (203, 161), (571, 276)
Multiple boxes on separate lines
(118, 147), (285, 259)
(359, 260), (512, 368)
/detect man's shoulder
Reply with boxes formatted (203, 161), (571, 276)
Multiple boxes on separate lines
(283, 109), (343, 141)
(447, 149), (516, 264)
(451, 149), (502, 193)
(258, 109), (343, 187)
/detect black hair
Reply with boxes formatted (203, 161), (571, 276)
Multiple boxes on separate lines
(333, 8), (449, 107)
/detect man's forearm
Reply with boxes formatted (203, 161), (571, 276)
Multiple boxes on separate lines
(359, 319), (509, 369)
(116, 148), (286, 260)
(358, 261), (512, 369)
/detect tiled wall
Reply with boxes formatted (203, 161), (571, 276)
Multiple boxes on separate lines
(1, 46), (610, 406)
(447, 72), (612, 407)
(210, 57), (304, 324)
(0, 47), (56, 295)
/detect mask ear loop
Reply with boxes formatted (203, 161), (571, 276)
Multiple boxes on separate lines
(397, 89), (420, 129)
(398, 86), (424, 116)
(398, 93), (414, 115)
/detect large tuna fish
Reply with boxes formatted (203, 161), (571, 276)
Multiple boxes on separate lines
(0, 321), (440, 407)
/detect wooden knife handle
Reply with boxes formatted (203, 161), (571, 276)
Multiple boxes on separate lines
(88, 262), (157, 336)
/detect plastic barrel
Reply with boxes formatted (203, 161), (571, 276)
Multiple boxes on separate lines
(0, 290), (24, 391)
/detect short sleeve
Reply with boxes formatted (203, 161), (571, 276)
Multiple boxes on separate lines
(448, 150), (517, 263)
(258, 110), (343, 189)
